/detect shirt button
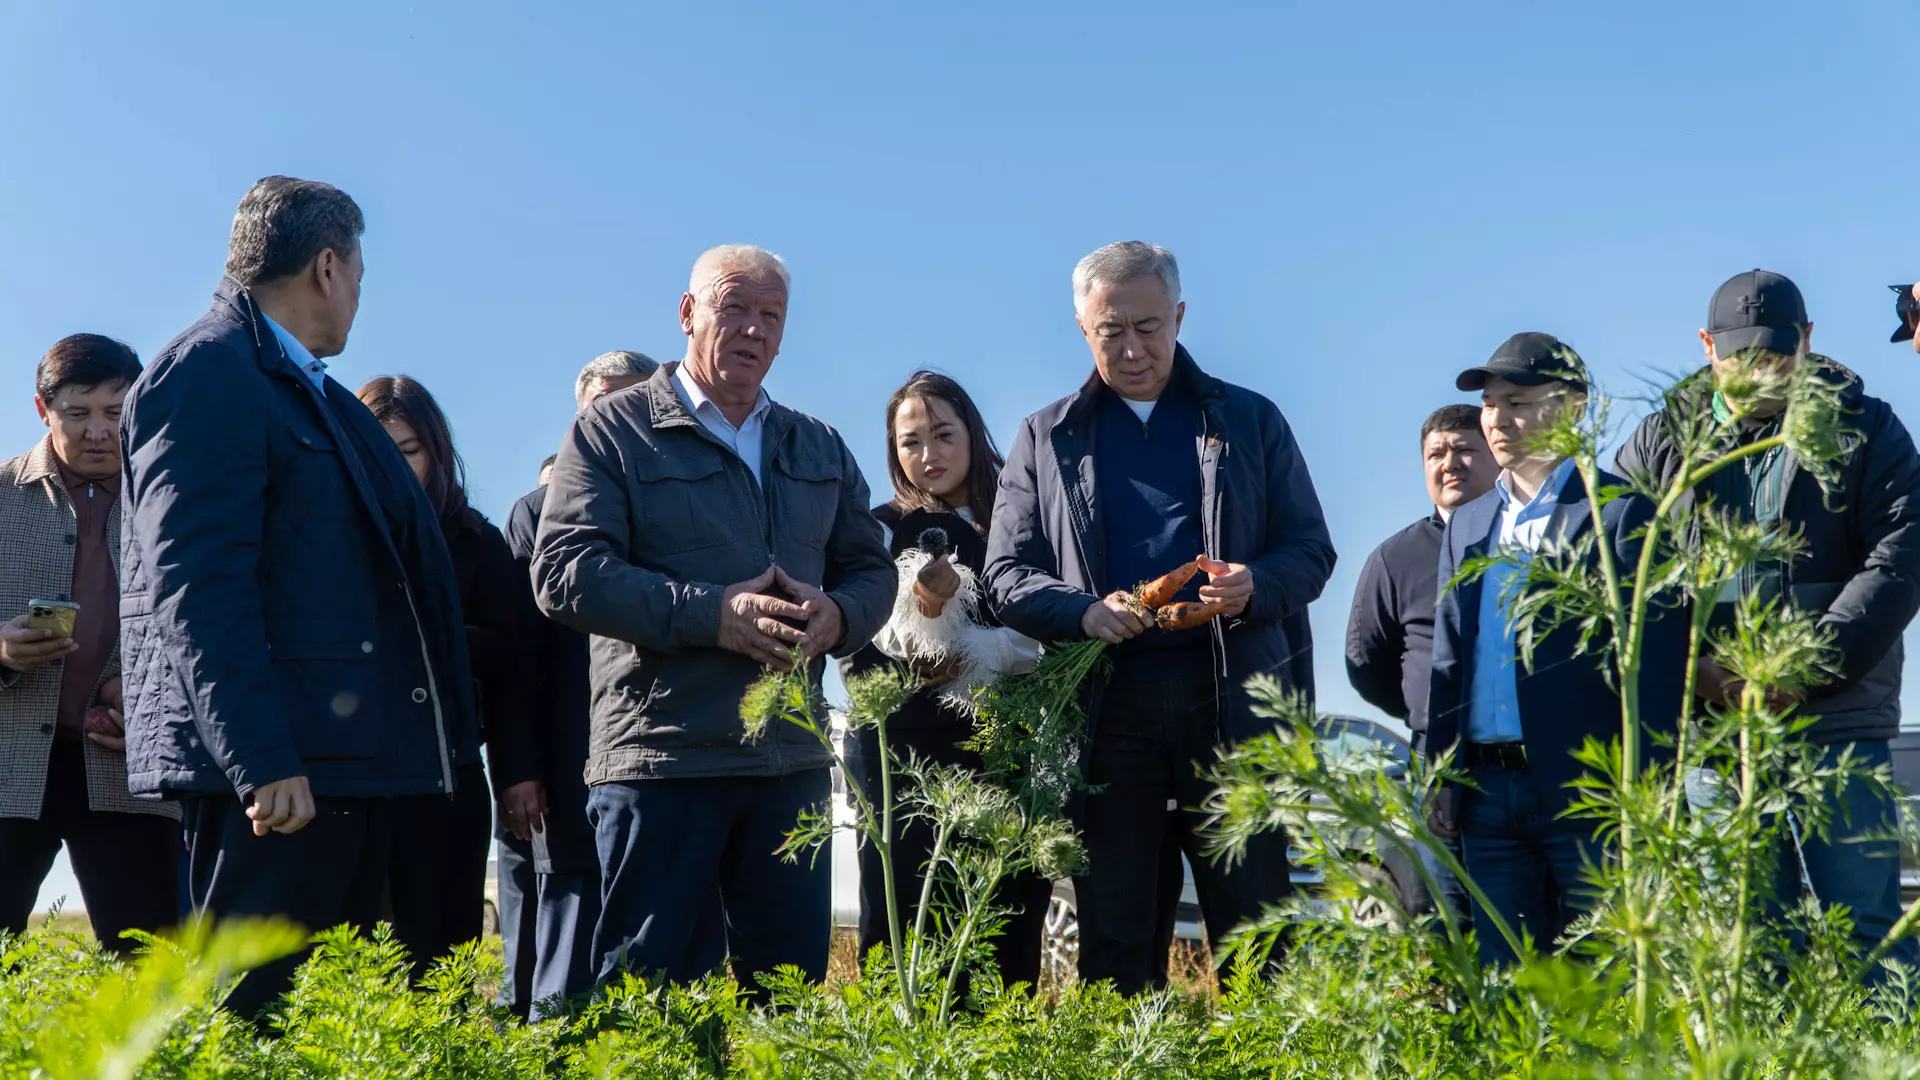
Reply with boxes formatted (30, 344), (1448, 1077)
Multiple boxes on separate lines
(38, 724), (52, 735)
(411, 688), (428, 704)
(63, 533), (75, 545)
(360, 641), (374, 655)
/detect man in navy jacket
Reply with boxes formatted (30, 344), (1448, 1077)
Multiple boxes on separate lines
(1426, 333), (1683, 967)
(986, 241), (1336, 994)
(120, 177), (478, 1020)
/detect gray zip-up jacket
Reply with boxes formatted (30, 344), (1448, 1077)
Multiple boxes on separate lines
(531, 363), (895, 783)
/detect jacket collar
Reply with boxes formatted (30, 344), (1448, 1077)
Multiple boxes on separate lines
(15, 437), (59, 488)
(211, 276), (316, 387)
(1056, 343), (1225, 430)
(646, 360), (799, 460)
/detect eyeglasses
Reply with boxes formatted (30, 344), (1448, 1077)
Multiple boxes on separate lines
(1892, 284), (1920, 329)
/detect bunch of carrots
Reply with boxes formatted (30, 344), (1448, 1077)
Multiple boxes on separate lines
(1126, 555), (1234, 630)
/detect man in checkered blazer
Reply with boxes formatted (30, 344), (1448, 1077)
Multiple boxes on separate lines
(0, 335), (179, 954)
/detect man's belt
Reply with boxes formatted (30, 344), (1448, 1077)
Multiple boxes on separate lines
(1463, 741), (1528, 770)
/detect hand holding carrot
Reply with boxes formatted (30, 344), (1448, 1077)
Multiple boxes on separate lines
(1081, 591), (1151, 644)
(718, 566), (810, 670)
(1196, 557), (1254, 617)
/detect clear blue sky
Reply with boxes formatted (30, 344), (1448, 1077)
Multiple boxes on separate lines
(4, 2), (1917, 736)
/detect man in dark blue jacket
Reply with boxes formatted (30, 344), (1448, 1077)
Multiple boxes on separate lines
(985, 241), (1336, 994)
(1427, 333), (1683, 967)
(1618, 270), (1920, 973)
(1346, 403), (1495, 921)
(120, 176), (478, 1020)
(496, 350), (656, 1018)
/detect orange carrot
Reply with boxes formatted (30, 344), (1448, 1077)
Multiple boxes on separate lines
(1136, 557), (1204, 610)
(1155, 600), (1227, 631)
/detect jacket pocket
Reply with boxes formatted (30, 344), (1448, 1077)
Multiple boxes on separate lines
(629, 454), (735, 554)
(771, 449), (842, 550)
(268, 627), (381, 760)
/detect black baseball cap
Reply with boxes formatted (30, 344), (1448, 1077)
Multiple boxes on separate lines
(1708, 270), (1807, 358)
(1890, 284), (1917, 344)
(1455, 332), (1588, 392)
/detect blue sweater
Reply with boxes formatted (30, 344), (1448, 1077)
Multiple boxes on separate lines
(1095, 380), (1211, 676)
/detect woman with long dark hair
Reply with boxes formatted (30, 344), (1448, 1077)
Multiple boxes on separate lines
(356, 375), (543, 979)
(845, 370), (1049, 990)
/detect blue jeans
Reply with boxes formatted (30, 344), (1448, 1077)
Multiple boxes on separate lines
(1459, 763), (1600, 967)
(1769, 740), (1917, 976)
(588, 770), (828, 996)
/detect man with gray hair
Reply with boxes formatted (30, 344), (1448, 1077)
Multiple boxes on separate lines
(533, 246), (893, 993)
(573, 350), (658, 410)
(120, 176), (478, 1020)
(495, 346), (667, 1018)
(987, 241), (1335, 994)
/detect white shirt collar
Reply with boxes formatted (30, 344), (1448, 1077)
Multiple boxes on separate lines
(262, 314), (328, 389)
(1494, 456), (1576, 512)
(673, 364), (770, 428)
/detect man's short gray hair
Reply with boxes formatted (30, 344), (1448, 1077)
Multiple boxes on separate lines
(574, 350), (658, 405)
(1072, 241), (1181, 314)
(225, 176), (365, 287)
(689, 244), (790, 296)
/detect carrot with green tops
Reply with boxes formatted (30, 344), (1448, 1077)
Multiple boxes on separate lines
(1154, 600), (1228, 631)
(1135, 556), (1205, 610)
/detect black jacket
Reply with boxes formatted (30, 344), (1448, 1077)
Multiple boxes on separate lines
(1427, 469), (1686, 812)
(505, 485), (597, 873)
(444, 507), (541, 796)
(120, 278), (478, 799)
(1615, 362), (1920, 743)
(1346, 513), (1444, 737)
(984, 346), (1336, 741)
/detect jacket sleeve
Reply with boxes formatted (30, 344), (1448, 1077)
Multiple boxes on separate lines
(821, 435), (896, 658)
(1344, 545), (1409, 720)
(122, 344), (303, 797)
(532, 412), (724, 650)
(985, 415), (1097, 643)
(1820, 406), (1920, 682)
(1612, 412), (1664, 486)
(465, 525), (543, 793)
(1425, 520), (1465, 765)
(1242, 404), (1337, 624)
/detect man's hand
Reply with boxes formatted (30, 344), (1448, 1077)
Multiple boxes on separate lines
(1196, 558), (1254, 618)
(1696, 657), (1797, 712)
(0, 614), (75, 674)
(499, 780), (548, 842)
(1428, 788), (1459, 839)
(775, 568), (844, 659)
(1081, 592), (1152, 644)
(247, 776), (316, 837)
(717, 566), (810, 670)
(85, 676), (127, 751)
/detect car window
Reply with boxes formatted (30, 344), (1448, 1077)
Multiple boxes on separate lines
(1316, 718), (1411, 769)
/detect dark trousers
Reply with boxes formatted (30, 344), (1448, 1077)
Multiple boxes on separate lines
(1075, 675), (1293, 996)
(1409, 733), (1471, 926)
(388, 764), (492, 981)
(1458, 762), (1599, 967)
(497, 829), (603, 1018)
(588, 770), (827, 995)
(854, 726), (1050, 991)
(185, 793), (394, 1021)
(0, 741), (179, 955)
(1768, 739), (1919, 975)
(496, 830), (538, 1016)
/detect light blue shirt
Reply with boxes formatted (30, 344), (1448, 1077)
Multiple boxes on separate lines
(263, 314), (328, 390)
(1465, 456), (1578, 744)
(672, 365), (772, 484)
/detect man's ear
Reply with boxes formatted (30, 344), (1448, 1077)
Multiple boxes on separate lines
(33, 395), (50, 429)
(679, 292), (697, 336)
(312, 248), (340, 298)
(1172, 300), (1186, 338)
(1698, 329), (1717, 366)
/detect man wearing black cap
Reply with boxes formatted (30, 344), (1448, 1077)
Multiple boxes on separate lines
(1617, 270), (1920, 976)
(1426, 333), (1682, 966)
(1889, 282), (1920, 352)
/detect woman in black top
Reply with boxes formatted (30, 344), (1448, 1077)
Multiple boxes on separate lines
(358, 376), (543, 979)
(846, 371), (1049, 991)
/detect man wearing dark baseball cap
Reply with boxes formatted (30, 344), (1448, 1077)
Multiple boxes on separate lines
(1888, 283), (1920, 351)
(1617, 270), (1920, 979)
(1426, 332), (1683, 967)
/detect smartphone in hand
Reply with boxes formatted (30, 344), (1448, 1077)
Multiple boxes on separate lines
(25, 600), (79, 639)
